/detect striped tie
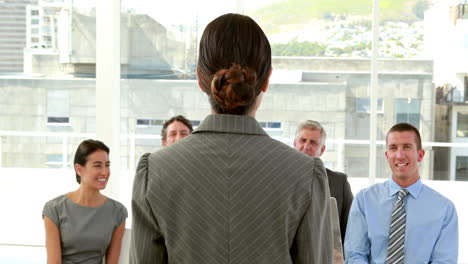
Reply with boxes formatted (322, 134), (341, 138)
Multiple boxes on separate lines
(386, 189), (409, 264)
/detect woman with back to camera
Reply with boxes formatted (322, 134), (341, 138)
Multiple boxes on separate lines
(130, 13), (333, 263)
(43, 139), (127, 264)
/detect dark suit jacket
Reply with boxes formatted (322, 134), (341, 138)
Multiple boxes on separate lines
(130, 114), (333, 264)
(326, 168), (353, 245)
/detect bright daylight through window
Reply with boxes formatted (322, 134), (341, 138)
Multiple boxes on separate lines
(0, 0), (467, 263)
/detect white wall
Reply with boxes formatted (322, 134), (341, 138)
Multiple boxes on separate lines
(0, 169), (466, 263)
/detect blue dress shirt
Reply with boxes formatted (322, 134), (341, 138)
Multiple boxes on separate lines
(344, 178), (458, 264)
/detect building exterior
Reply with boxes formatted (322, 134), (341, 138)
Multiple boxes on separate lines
(25, 1), (63, 50)
(0, 0), (37, 73)
(1, 5), (437, 181)
(426, 1), (468, 181)
(1, 69), (435, 182)
(275, 57), (434, 179)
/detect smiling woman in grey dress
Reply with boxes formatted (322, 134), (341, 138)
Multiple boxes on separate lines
(43, 139), (127, 264)
(130, 13), (333, 264)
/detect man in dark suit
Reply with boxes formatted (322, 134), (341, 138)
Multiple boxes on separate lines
(294, 120), (353, 244)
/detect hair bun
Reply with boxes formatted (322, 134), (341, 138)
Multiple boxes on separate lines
(210, 64), (257, 113)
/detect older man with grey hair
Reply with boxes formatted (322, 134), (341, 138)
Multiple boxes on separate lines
(294, 120), (353, 245)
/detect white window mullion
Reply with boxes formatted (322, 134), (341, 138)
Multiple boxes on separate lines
(236, 0), (244, 14)
(369, 0), (380, 185)
(96, 0), (121, 198)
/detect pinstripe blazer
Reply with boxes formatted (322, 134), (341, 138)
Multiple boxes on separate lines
(130, 114), (333, 264)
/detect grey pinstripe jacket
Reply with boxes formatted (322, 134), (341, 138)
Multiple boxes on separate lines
(130, 114), (333, 264)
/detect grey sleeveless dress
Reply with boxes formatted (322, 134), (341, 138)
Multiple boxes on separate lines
(43, 195), (127, 264)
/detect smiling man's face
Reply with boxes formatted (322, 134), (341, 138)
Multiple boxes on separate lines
(385, 130), (425, 187)
(162, 120), (191, 147)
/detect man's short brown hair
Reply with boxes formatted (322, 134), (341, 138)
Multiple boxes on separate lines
(386, 123), (422, 150)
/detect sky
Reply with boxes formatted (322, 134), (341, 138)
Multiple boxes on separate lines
(119, 0), (281, 26)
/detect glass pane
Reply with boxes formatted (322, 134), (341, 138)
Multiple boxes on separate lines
(119, 0), (373, 183)
(246, 0), (372, 179)
(119, 0), (238, 180)
(249, 0), (372, 58)
(378, 0), (428, 58)
(456, 156), (468, 181)
(0, 0), (96, 247)
(376, 1), (436, 180)
(109, 0), (468, 261)
(395, 98), (421, 129)
(378, 2), (468, 259)
(457, 112), (468, 138)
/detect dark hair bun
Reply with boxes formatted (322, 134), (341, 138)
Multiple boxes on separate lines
(210, 64), (257, 113)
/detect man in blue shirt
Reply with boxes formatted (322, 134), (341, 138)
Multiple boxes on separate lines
(345, 123), (458, 264)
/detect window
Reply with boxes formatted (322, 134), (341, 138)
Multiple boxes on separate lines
(46, 154), (65, 168)
(259, 121), (282, 137)
(395, 99), (421, 129)
(47, 90), (70, 125)
(259, 121), (282, 129)
(190, 120), (200, 127)
(0, 1), (96, 256)
(458, 4), (468, 19)
(356, 98), (384, 113)
(136, 118), (199, 128)
(2, 1), (467, 262)
(47, 117), (70, 124)
(456, 156), (468, 181)
(464, 76), (468, 101)
(42, 26), (51, 33)
(136, 118), (164, 127)
(135, 119), (165, 147)
(136, 119), (150, 126)
(150, 119), (164, 126)
(457, 112), (468, 138)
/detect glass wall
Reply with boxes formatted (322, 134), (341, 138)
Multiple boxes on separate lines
(1, 0), (467, 263)
(118, 0), (373, 180)
(246, 0), (372, 180)
(0, 0), (97, 260)
(374, 0), (431, 180)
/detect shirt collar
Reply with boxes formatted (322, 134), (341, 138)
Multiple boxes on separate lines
(193, 114), (268, 136)
(388, 177), (423, 199)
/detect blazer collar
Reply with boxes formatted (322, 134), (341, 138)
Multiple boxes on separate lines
(194, 114), (268, 136)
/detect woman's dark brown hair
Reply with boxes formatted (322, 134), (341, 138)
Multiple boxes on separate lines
(197, 13), (271, 115)
(74, 139), (109, 184)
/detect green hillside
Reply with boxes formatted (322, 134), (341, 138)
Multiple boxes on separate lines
(248, 0), (429, 34)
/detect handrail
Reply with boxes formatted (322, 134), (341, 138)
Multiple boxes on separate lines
(0, 243), (44, 247)
(1, 131), (468, 173)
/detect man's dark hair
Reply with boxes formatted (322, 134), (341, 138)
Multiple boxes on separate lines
(386, 123), (422, 150)
(161, 115), (193, 141)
